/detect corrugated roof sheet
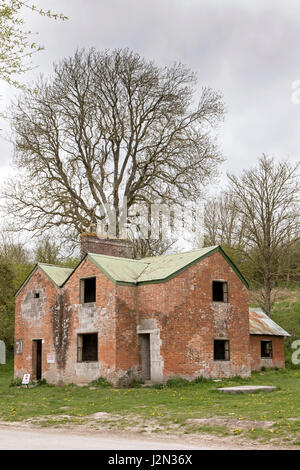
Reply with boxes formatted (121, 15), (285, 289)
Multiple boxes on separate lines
(249, 308), (290, 337)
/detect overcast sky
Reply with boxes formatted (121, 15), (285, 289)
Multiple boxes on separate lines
(1, 0), (300, 188)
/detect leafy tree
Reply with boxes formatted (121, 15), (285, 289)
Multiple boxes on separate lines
(0, 255), (15, 348)
(0, 0), (67, 88)
(4, 48), (225, 252)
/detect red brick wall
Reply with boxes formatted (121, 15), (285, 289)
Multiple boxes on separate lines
(14, 269), (60, 382)
(15, 250), (253, 386)
(62, 258), (118, 384)
(250, 335), (285, 370)
(116, 251), (251, 381)
(80, 233), (133, 259)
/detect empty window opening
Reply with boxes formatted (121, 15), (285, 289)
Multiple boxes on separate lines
(214, 339), (230, 361)
(34, 292), (40, 299)
(81, 277), (96, 303)
(212, 281), (228, 302)
(77, 333), (98, 362)
(261, 341), (272, 358)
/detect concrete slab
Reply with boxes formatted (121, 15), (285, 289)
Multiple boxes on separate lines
(218, 385), (277, 394)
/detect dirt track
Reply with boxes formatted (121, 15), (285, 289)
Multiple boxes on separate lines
(0, 421), (288, 450)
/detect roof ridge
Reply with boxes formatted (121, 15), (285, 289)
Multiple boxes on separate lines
(141, 245), (219, 260)
(37, 262), (73, 269)
(88, 252), (149, 264)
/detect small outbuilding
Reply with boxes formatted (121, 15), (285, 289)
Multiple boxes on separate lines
(249, 308), (290, 370)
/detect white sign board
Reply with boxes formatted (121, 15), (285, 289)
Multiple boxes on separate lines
(22, 373), (31, 385)
(47, 353), (55, 364)
(0, 341), (5, 365)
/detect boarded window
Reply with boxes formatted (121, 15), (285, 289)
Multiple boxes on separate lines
(77, 333), (98, 362)
(212, 281), (228, 302)
(261, 341), (272, 358)
(214, 340), (230, 361)
(81, 277), (96, 303)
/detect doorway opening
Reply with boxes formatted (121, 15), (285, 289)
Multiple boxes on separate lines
(32, 339), (42, 380)
(139, 333), (151, 381)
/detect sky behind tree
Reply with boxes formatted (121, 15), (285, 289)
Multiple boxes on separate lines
(1, 0), (300, 188)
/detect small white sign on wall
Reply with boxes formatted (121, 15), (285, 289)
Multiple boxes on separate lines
(47, 353), (55, 364)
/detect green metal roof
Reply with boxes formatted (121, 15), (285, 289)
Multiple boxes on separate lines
(15, 263), (74, 297)
(139, 246), (219, 283)
(86, 245), (248, 287)
(87, 253), (148, 284)
(38, 264), (74, 287)
(16, 245), (249, 295)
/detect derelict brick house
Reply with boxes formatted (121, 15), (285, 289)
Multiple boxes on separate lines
(14, 233), (290, 386)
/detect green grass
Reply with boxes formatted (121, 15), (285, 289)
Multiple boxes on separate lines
(271, 300), (300, 366)
(0, 293), (299, 447)
(1, 354), (300, 446)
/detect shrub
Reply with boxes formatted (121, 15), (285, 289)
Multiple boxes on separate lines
(152, 383), (165, 389)
(9, 377), (22, 387)
(37, 378), (47, 386)
(128, 379), (143, 388)
(166, 376), (190, 388)
(193, 376), (210, 384)
(89, 377), (112, 388)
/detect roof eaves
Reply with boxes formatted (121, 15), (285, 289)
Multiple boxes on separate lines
(15, 263), (75, 297)
(15, 264), (38, 297)
(218, 246), (249, 289)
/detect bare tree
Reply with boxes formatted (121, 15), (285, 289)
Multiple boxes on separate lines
(201, 191), (246, 247)
(228, 155), (300, 315)
(3, 48), (225, 250)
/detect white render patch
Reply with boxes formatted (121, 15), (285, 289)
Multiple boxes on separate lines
(21, 289), (46, 320)
(75, 362), (101, 381)
(218, 385), (277, 394)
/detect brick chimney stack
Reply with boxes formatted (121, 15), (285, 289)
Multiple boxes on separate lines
(80, 231), (134, 259)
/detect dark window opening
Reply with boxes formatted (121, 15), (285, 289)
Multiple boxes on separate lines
(34, 292), (40, 299)
(77, 333), (98, 362)
(261, 341), (272, 358)
(212, 281), (228, 302)
(82, 277), (96, 303)
(214, 339), (230, 361)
